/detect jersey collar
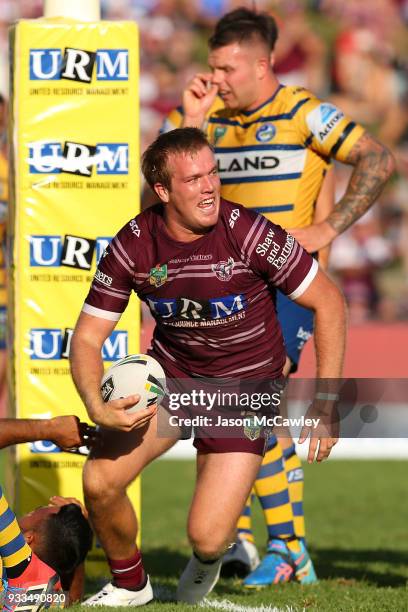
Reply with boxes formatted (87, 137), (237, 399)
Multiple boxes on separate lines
(240, 84), (284, 117)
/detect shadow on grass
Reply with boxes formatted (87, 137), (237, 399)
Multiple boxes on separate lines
(142, 549), (257, 601)
(85, 545), (408, 599)
(311, 547), (408, 587)
(144, 546), (408, 588)
(143, 547), (190, 578)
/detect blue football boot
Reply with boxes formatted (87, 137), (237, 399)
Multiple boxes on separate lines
(243, 539), (294, 588)
(290, 540), (318, 584)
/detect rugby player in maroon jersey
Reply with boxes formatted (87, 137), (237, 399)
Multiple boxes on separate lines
(69, 128), (346, 606)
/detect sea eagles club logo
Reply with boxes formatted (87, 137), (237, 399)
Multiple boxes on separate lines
(212, 257), (235, 281)
(149, 264), (168, 287)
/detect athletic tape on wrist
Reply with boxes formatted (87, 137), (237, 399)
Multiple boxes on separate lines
(315, 392), (339, 401)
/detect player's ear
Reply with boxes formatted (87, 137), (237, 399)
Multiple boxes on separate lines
(22, 529), (34, 545)
(154, 182), (170, 203)
(256, 55), (270, 80)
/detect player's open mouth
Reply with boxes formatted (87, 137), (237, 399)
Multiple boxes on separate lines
(198, 198), (216, 212)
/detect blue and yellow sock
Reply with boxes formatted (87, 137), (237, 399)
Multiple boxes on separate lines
(254, 436), (296, 545)
(237, 490), (255, 544)
(0, 486), (32, 578)
(282, 443), (305, 551)
(236, 439), (305, 554)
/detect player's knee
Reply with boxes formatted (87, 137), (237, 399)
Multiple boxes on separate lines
(83, 461), (123, 506)
(188, 526), (229, 560)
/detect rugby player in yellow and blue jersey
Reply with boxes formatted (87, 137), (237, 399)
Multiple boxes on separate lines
(161, 7), (395, 588)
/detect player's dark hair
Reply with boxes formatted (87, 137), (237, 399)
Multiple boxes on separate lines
(36, 504), (93, 575)
(142, 127), (211, 191)
(209, 7), (278, 52)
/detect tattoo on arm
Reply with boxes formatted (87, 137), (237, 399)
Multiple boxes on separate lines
(327, 132), (395, 234)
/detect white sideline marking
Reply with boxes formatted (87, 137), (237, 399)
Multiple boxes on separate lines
(201, 600), (302, 612)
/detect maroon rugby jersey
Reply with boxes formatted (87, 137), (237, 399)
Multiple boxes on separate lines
(83, 199), (318, 378)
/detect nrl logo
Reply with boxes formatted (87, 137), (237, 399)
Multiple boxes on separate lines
(212, 257), (235, 281)
(213, 126), (227, 145)
(243, 415), (261, 441)
(149, 264), (168, 287)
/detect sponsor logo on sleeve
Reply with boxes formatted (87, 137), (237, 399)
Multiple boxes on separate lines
(129, 219), (141, 237)
(94, 269), (113, 287)
(228, 208), (240, 228)
(271, 234), (295, 269)
(256, 230), (295, 266)
(256, 228), (278, 259)
(306, 103), (344, 144)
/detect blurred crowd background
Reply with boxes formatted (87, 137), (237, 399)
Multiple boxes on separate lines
(0, 0), (407, 323)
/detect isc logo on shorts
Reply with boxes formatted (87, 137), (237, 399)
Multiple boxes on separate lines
(29, 328), (128, 360)
(29, 48), (129, 82)
(29, 235), (111, 269)
(28, 142), (129, 176)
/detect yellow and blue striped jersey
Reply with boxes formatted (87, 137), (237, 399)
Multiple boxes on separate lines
(163, 85), (364, 228)
(0, 485), (32, 574)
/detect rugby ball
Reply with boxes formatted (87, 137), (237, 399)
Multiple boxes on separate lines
(100, 354), (167, 413)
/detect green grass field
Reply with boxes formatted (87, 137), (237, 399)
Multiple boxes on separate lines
(69, 459), (408, 612)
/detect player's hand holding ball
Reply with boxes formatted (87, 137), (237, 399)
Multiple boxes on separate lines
(91, 395), (157, 432)
(96, 354), (166, 432)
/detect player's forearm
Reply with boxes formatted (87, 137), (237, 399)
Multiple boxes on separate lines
(316, 246), (330, 271)
(69, 336), (105, 423)
(313, 168), (334, 269)
(327, 133), (395, 235)
(0, 419), (53, 448)
(181, 114), (206, 129)
(313, 287), (347, 379)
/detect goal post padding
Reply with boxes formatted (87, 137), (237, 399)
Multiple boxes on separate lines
(9, 17), (141, 576)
